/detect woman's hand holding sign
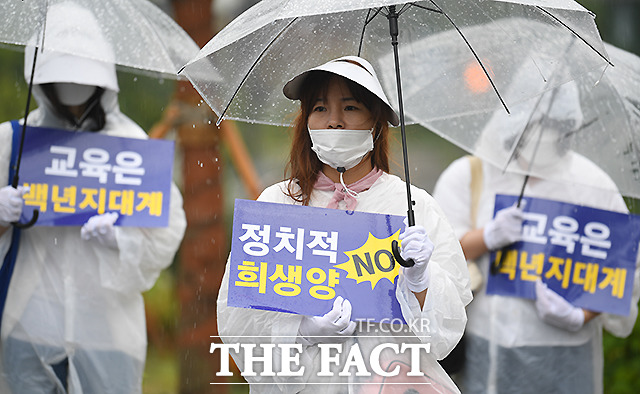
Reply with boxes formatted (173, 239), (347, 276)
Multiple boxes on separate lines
(80, 212), (119, 249)
(298, 296), (357, 346)
(535, 280), (585, 332)
(399, 218), (434, 293)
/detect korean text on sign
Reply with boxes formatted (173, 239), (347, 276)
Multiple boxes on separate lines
(15, 123), (173, 227)
(486, 194), (640, 316)
(228, 199), (406, 322)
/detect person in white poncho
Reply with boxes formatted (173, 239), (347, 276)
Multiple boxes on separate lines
(0, 4), (186, 392)
(433, 82), (640, 394)
(217, 56), (472, 393)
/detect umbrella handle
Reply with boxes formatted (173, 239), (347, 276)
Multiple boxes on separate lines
(12, 209), (39, 229)
(490, 251), (503, 275)
(391, 240), (415, 267)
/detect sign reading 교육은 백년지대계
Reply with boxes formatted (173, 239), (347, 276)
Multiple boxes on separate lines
(12, 122), (174, 227)
(487, 194), (640, 316)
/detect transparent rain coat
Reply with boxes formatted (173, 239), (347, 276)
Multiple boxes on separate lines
(433, 153), (640, 394)
(218, 172), (472, 393)
(0, 49), (186, 393)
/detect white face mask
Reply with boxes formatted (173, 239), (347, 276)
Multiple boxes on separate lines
(308, 127), (374, 171)
(516, 127), (568, 172)
(54, 83), (97, 106)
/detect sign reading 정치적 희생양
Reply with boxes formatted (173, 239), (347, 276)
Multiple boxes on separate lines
(228, 199), (407, 323)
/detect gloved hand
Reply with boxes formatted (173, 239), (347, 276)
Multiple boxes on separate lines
(0, 185), (28, 227)
(483, 203), (525, 250)
(298, 296), (356, 345)
(535, 280), (584, 332)
(80, 212), (119, 249)
(399, 218), (434, 292)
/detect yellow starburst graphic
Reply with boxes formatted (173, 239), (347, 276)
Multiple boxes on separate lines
(334, 231), (401, 290)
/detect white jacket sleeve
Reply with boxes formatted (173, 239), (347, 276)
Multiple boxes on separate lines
(596, 189), (640, 338)
(432, 157), (474, 239)
(601, 244), (640, 338)
(0, 123), (14, 262)
(99, 183), (186, 293)
(396, 186), (472, 359)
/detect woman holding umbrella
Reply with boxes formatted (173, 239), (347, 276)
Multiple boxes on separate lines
(433, 82), (640, 393)
(217, 56), (472, 392)
(0, 7), (187, 392)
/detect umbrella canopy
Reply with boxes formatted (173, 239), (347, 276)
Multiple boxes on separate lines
(1, 0), (199, 79)
(179, 0), (610, 127)
(426, 42), (640, 200)
(1, 0), (199, 227)
(179, 0), (611, 266)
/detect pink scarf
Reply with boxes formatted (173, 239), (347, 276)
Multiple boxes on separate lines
(314, 168), (383, 210)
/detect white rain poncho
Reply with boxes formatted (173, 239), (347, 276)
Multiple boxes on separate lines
(217, 172), (472, 393)
(0, 35), (186, 394)
(433, 153), (640, 394)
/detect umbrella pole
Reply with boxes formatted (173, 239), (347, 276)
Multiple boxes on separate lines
(11, 48), (40, 228)
(516, 175), (529, 207)
(387, 6), (415, 268)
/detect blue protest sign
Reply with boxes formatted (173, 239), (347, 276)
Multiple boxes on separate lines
(15, 124), (174, 227)
(228, 199), (406, 323)
(486, 194), (640, 316)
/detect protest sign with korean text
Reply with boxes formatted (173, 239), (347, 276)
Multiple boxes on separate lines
(486, 194), (640, 316)
(228, 199), (406, 323)
(13, 123), (174, 227)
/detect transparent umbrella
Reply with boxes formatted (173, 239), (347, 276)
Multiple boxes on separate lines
(0, 0), (200, 227)
(1, 0), (198, 78)
(425, 42), (640, 201)
(179, 0), (610, 266)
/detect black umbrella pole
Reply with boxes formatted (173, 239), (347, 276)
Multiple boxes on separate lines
(12, 48), (38, 188)
(11, 47), (39, 228)
(388, 6), (415, 268)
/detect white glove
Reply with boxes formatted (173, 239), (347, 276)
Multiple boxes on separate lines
(399, 218), (434, 292)
(0, 185), (28, 227)
(80, 212), (119, 249)
(483, 203), (524, 250)
(298, 296), (356, 345)
(535, 280), (584, 332)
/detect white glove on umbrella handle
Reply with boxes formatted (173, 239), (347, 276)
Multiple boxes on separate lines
(80, 212), (119, 249)
(0, 185), (28, 227)
(535, 280), (585, 332)
(484, 203), (525, 251)
(298, 296), (357, 345)
(486, 202), (525, 275)
(398, 218), (433, 292)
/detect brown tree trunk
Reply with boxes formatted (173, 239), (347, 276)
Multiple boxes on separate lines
(170, 1), (231, 393)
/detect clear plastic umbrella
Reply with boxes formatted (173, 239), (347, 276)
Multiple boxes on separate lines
(180, 0), (609, 127)
(179, 0), (611, 265)
(1, 0), (199, 227)
(1, 0), (199, 78)
(426, 42), (640, 200)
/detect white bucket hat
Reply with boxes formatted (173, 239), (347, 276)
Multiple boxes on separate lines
(283, 56), (400, 126)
